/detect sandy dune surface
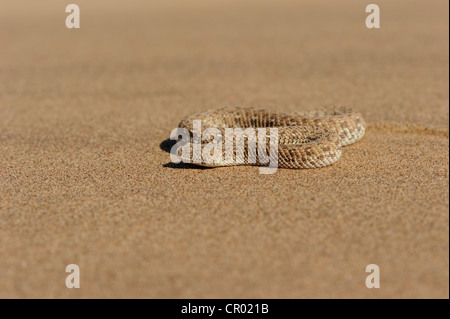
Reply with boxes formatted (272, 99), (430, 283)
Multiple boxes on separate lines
(0, 0), (448, 298)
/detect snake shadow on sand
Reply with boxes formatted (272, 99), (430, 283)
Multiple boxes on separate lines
(159, 139), (210, 169)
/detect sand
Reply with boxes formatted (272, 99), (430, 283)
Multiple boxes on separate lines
(0, 0), (448, 298)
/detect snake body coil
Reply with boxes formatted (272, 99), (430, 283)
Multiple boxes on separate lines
(178, 107), (365, 169)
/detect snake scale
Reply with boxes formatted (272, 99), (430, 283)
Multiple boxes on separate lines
(177, 107), (365, 169)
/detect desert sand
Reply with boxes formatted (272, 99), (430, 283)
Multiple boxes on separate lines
(0, 0), (448, 298)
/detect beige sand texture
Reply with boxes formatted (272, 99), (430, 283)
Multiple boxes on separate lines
(0, 0), (448, 298)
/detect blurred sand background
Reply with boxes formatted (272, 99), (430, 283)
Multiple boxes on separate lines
(0, 0), (448, 298)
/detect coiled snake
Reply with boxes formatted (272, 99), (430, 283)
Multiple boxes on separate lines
(177, 107), (365, 169)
